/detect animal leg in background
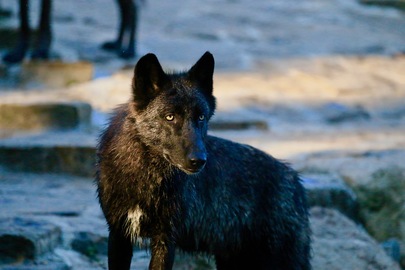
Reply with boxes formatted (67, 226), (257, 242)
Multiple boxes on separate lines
(31, 0), (52, 60)
(101, 0), (137, 58)
(2, 0), (52, 64)
(3, 0), (30, 63)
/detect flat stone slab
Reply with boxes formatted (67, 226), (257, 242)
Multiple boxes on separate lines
(21, 61), (93, 89)
(0, 218), (61, 264)
(0, 102), (92, 132)
(0, 131), (96, 176)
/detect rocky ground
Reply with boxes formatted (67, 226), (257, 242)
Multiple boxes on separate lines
(0, 0), (405, 269)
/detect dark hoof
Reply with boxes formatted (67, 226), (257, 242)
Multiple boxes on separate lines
(2, 50), (26, 64)
(101, 41), (119, 51)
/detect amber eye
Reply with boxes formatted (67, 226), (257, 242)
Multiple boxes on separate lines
(198, 115), (205, 121)
(165, 114), (174, 121)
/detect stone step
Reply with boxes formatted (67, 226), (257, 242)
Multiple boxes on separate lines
(0, 218), (62, 265)
(0, 131), (96, 177)
(0, 172), (107, 269)
(0, 102), (92, 132)
(21, 61), (93, 89)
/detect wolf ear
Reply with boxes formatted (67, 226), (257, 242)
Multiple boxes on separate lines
(188, 51), (215, 95)
(132, 53), (169, 109)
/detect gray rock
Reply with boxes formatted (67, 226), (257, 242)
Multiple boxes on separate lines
(320, 102), (370, 124)
(302, 173), (359, 221)
(71, 232), (108, 258)
(354, 166), (405, 242)
(381, 239), (401, 263)
(0, 102), (92, 131)
(311, 207), (401, 270)
(295, 149), (405, 268)
(0, 218), (61, 264)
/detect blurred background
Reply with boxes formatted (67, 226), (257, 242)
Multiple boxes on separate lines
(0, 0), (404, 73)
(0, 0), (404, 269)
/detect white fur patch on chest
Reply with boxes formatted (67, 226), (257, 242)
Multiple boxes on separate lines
(126, 206), (143, 241)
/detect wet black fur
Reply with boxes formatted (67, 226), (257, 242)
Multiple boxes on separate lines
(96, 52), (311, 270)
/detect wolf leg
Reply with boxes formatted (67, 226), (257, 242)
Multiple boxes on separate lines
(108, 230), (133, 270)
(118, 0), (136, 59)
(2, 0), (29, 63)
(101, 0), (125, 51)
(101, 0), (136, 58)
(31, 0), (52, 60)
(216, 250), (297, 270)
(149, 235), (175, 270)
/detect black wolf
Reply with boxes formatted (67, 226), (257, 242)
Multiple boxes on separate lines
(96, 52), (311, 270)
(3, 0), (137, 64)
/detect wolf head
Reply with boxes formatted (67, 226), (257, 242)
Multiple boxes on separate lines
(129, 52), (216, 174)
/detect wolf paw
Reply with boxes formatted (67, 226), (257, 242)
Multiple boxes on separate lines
(2, 46), (27, 64)
(101, 40), (120, 51)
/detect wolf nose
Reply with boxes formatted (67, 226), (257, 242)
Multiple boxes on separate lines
(189, 157), (206, 168)
(187, 152), (207, 171)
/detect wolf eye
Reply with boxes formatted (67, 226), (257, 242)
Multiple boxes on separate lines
(165, 114), (174, 121)
(198, 115), (205, 121)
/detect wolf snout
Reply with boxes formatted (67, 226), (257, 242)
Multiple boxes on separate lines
(186, 152), (207, 173)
